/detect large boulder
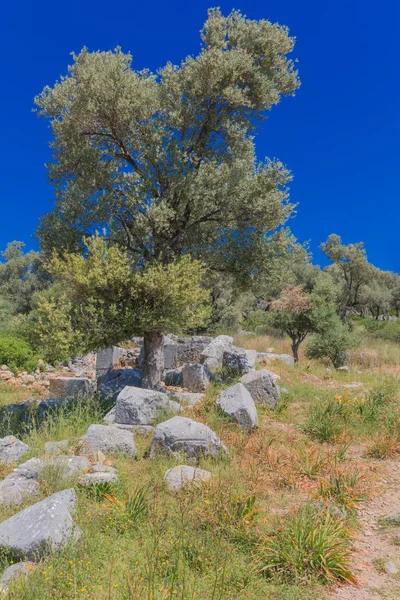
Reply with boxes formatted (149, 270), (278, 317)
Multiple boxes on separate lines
(163, 465), (212, 491)
(80, 425), (136, 457)
(97, 369), (142, 402)
(239, 369), (280, 408)
(200, 335), (234, 370)
(0, 489), (80, 560)
(150, 416), (229, 461)
(49, 377), (94, 399)
(182, 364), (210, 393)
(0, 437), (30, 466)
(216, 383), (258, 428)
(222, 347), (256, 377)
(115, 387), (178, 425)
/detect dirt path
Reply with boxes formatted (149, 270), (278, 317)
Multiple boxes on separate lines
(331, 459), (400, 599)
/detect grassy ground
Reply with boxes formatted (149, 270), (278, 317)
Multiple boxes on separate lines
(0, 382), (45, 408)
(0, 334), (399, 599)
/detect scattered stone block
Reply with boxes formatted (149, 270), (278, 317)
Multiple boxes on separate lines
(200, 336), (234, 370)
(0, 437), (30, 466)
(79, 464), (118, 486)
(80, 425), (136, 457)
(150, 416), (229, 462)
(239, 369), (280, 408)
(222, 347), (255, 377)
(0, 562), (36, 594)
(97, 369), (141, 402)
(0, 489), (81, 560)
(44, 440), (69, 457)
(49, 377), (94, 399)
(96, 347), (126, 379)
(163, 465), (212, 491)
(115, 387), (172, 425)
(216, 383), (258, 428)
(171, 392), (204, 405)
(182, 364), (210, 392)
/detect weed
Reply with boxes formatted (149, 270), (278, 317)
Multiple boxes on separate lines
(258, 504), (355, 584)
(303, 398), (346, 443)
(81, 480), (115, 502)
(318, 470), (365, 510)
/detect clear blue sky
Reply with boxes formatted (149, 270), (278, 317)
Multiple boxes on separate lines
(1, 0), (399, 271)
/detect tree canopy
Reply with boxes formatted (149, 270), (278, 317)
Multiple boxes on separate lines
(35, 8), (300, 285)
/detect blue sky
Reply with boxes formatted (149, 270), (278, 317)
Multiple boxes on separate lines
(1, 0), (399, 270)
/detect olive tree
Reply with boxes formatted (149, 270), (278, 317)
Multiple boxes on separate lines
(321, 234), (371, 317)
(34, 8), (300, 385)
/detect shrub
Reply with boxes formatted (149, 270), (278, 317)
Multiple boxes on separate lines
(305, 321), (358, 368)
(0, 336), (37, 372)
(259, 504), (355, 584)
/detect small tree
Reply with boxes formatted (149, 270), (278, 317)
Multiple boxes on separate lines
(30, 236), (210, 387)
(269, 286), (334, 362)
(305, 319), (358, 368)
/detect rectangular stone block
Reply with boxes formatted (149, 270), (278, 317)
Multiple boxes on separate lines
(49, 377), (94, 400)
(96, 347), (125, 379)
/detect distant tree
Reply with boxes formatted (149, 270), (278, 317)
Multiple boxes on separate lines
(361, 268), (393, 320)
(391, 274), (400, 317)
(269, 285), (335, 362)
(0, 241), (50, 315)
(34, 8), (300, 386)
(321, 234), (370, 317)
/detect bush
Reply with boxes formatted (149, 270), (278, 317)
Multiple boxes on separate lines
(0, 336), (37, 372)
(305, 321), (358, 368)
(259, 504), (355, 584)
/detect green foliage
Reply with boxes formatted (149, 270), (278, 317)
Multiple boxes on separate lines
(259, 504), (354, 584)
(0, 297), (13, 334)
(354, 316), (400, 343)
(26, 286), (83, 363)
(35, 9), (299, 293)
(0, 335), (37, 372)
(305, 319), (358, 368)
(43, 236), (210, 352)
(0, 241), (50, 315)
(321, 234), (371, 315)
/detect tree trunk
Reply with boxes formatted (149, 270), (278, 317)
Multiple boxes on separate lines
(291, 340), (299, 363)
(141, 330), (164, 390)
